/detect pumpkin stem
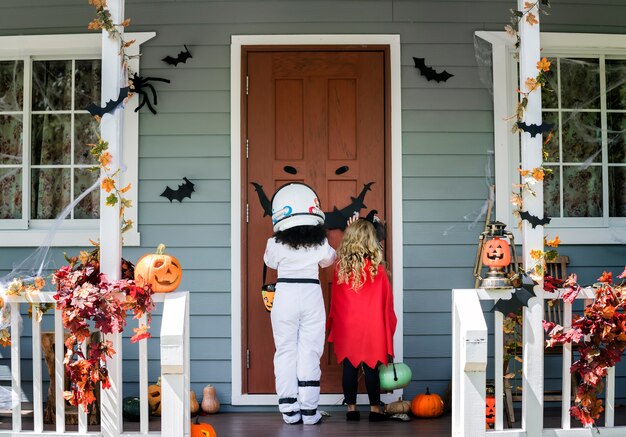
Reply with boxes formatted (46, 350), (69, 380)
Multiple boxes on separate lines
(426, 387), (431, 395)
(194, 415), (200, 425)
(156, 244), (166, 255)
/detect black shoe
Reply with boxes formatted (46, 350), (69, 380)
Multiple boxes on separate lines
(369, 411), (389, 422)
(346, 411), (361, 421)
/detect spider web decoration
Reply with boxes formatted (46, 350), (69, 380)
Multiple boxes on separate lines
(129, 73), (171, 114)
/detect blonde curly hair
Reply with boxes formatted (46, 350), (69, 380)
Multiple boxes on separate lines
(336, 219), (383, 291)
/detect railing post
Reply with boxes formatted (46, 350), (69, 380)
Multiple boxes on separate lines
(99, 1), (125, 436)
(161, 292), (190, 437)
(518, 1), (545, 435)
(452, 289), (488, 437)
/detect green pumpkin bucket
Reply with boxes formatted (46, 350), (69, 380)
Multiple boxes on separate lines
(379, 361), (412, 391)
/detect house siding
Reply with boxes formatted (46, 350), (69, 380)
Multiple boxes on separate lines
(1, 0), (626, 409)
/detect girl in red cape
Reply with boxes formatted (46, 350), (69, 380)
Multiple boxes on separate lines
(327, 213), (397, 422)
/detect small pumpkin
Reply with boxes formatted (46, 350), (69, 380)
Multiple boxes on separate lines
(201, 384), (220, 414)
(122, 396), (148, 422)
(411, 387), (444, 418)
(486, 394), (496, 428)
(135, 244), (182, 293)
(191, 416), (217, 437)
(482, 237), (511, 268)
(379, 362), (412, 391)
(148, 381), (162, 416)
(384, 397), (411, 414)
(190, 390), (200, 415)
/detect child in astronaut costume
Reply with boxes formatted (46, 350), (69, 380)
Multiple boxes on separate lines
(264, 183), (336, 425)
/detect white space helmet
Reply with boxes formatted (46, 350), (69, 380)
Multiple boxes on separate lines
(271, 183), (325, 232)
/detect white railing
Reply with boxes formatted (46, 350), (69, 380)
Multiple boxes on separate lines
(2, 290), (190, 437)
(452, 288), (626, 437)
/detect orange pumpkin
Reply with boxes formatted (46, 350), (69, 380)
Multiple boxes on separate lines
(486, 394), (496, 428)
(481, 237), (511, 268)
(135, 244), (182, 293)
(411, 387), (444, 418)
(191, 416), (217, 437)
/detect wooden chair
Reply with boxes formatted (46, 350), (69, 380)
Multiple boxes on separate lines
(503, 255), (573, 425)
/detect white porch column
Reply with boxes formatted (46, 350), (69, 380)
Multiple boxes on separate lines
(518, 1), (545, 435)
(99, 1), (124, 435)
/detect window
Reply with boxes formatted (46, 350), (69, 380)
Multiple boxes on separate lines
(476, 32), (626, 244)
(0, 33), (154, 246)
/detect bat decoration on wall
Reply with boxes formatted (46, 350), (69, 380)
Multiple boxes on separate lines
(250, 181), (375, 230)
(86, 87), (129, 117)
(161, 177), (195, 202)
(412, 57), (454, 83)
(492, 274), (537, 315)
(519, 210), (551, 228)
(162, 45), (193, 66)
(129, 73), (171, 114)
(516, 121), (554, 138)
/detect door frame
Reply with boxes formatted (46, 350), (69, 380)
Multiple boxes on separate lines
(230, 34), (404, 406)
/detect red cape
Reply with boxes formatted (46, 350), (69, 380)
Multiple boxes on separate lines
(327, 262), (397, 368)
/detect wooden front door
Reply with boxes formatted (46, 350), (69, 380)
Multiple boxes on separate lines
(243, 47), (390, 394)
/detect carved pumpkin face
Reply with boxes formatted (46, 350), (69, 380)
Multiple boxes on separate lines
(482, 237), (511, 268)
(135, 244), (182, 293)
(147, 384), (161, 416)
(191, 417), (217, 437)
(262, 288), (275, 312)
(486, 395), (496, 426)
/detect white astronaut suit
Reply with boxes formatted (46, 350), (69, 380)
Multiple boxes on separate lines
(263, 183), (336, 425)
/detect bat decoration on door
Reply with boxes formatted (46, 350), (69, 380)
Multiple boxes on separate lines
(85, 87), (129, 117)
(519, 210), (551, 228)
(162, 45), (193, 66)
(412, 57), (454, 83)
(492, 274), (537, 315)
(161, 177), (195, 202)
(516, 121), (554, 138)
(250, 181), (375, 230)
(129, 73), (171, 114)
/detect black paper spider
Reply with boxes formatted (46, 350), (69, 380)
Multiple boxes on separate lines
(129, 73), (170, 114)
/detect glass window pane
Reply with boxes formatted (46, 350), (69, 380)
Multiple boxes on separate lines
(606, 60), (626, 111)
(0, 60), (23, 111)
(74, 169), (100, 219)
(32, 60), (72, 111)
(31, 168), (70, 219)
(542, 111), (559, 162)
(609, 167), (626, 217)
(560, 58), (600, 109)
(0, 168), (22, 219)
(608, 113), (626, 164)
(562, 111), (601, 163)
(541, 57), (558, 109)
(75, 60), (101, 110)
(0, 114), (22, 165)
(543, 167), (560, 218)
(31, 114), (71, 165)
(74, 113), (99, 165)
(563, 165), (602, 217)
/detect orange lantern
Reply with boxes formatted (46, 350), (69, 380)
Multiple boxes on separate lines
(485, 387), (496, 428)
(473, 221), (518, 289)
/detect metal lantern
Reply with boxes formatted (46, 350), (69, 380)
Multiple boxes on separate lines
(473, 221), (518, 289)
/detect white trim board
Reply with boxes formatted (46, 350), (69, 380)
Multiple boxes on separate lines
(230, 34), (404, 406)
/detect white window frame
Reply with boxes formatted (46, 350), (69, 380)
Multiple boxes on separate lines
(0, 33), (154, 247)
(476, 31), (626, 244)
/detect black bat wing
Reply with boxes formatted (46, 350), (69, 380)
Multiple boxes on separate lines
(492, 294), (524, 316)
(160, 186), (177, 202)
(251, 182), (273, 217)
(175, 177), (195, 201)
(162, 45), (193, 66)
(519, 210), (551, 228)
(324, 209), (350, 230)
(162, 55), (180, 66)
(517, 121), (554, 138)
(413, 57), (454, 83)
(86, 87), (129, 117)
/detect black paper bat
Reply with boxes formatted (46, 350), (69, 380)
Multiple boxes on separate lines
(86, 87), (129, 117)
(250, 181), (374, 230)
(251, 182), (272, 217)
(516, 121), (554, 138)
(161, 177), (195, 202)
(492, 274), (537, 315)
(412, 57), (454, 83)
(519, 210), (551, 228)
(162, 45), (193, 66)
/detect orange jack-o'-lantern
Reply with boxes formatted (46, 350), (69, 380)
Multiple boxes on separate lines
(486, 394), (496, 428)
(135, 244), (182, 293)
(481, 237), (511, 268)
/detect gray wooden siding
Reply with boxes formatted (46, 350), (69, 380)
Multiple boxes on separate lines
(1, 0), (626, 409)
